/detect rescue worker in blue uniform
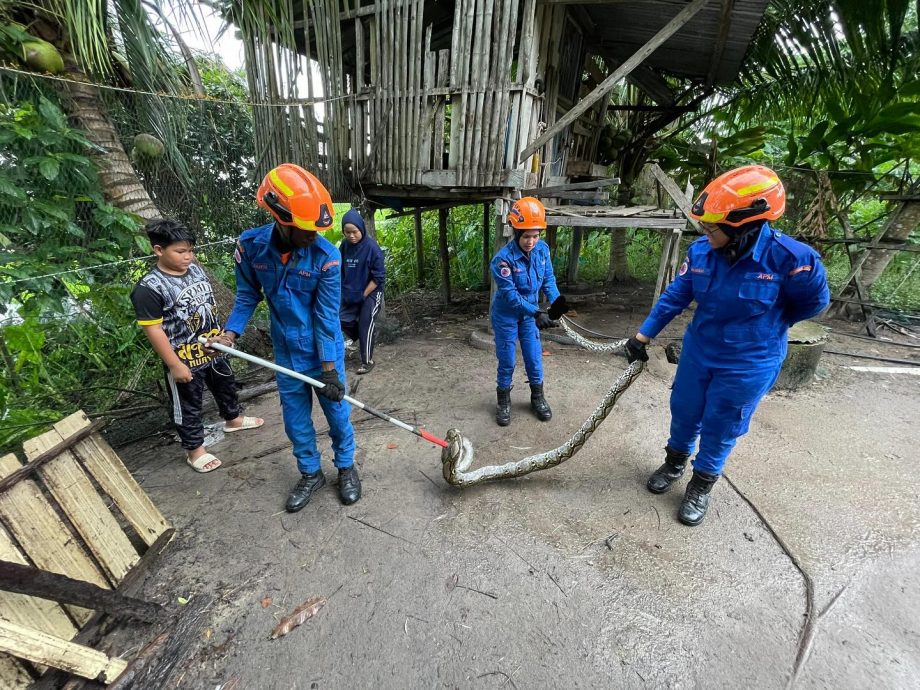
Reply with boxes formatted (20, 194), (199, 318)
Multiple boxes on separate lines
(339, 208), (386, 374)
(209, 164), (361, 512)
(490, 197), (570, 426)
(626, 166), (829, 526)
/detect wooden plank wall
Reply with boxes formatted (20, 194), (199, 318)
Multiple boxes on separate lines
(234, 0), (606, 195)
(238, 1), (348, 198)
(350, 0), (530, 188)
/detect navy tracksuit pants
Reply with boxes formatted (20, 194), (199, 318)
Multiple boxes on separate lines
(341, 289), (382, 365)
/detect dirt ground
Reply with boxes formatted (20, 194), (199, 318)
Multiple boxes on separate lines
(113, 294), (920, 689)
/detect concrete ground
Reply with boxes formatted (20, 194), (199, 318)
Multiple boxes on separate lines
(118, 303), (920, 689)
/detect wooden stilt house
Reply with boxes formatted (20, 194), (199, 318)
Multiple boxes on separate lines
(232, 0), (770, 296)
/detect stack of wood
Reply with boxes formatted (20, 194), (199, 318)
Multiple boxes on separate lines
(0, 411), (173, 688)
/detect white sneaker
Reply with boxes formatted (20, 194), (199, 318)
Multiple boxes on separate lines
(344, 339), (358, 353)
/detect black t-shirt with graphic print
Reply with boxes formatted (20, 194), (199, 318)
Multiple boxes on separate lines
(130, 263), (223, 371)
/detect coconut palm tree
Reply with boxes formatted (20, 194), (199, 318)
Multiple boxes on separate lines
(0, 0), (252, 325)
(722, 0), (920, 313)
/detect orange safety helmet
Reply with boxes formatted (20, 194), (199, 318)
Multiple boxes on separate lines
(508, 197), (547, 230)
(690, 165), (785, 228)
(256, 164), (334, 231)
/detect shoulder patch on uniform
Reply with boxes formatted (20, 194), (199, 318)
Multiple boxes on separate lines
(233, 241), (243, 264)
(678, 260), (688, 276)
(322, 260), (340, 271)
(500, 266), (512, 278)
(771, 231), (815, 261)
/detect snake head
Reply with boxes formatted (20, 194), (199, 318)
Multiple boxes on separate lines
(441, 428), (472, 486)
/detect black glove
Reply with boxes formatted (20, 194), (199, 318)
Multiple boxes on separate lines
(625, 336), (649, 363)
(548, 295), (570, 321)
(317, 369), (346, 401)
(535, 311), (555, 330)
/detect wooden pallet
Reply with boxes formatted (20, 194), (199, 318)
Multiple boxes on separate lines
(0, 411), (172, 687)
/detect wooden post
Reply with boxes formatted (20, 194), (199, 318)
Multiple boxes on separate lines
(414, 210), (425, 287)
(438, 207), (451, 303)
(567, 228), (583, 284)
(482, 203), (491, 287)
(546, 226), (557, 261)
(364, 210), (377, 239)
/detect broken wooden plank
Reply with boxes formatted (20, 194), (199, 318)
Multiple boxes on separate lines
(0, 526), (76, 640)
(0, 560), (161, 623)
(0, 619), (127, 683)
(0, 454), (107, 624)
(24, 418), (140, 585)
(540, 191), (610, 202)
(518, 0), (710, 162)
(55, 413), (170, 547)
(522, 177), (620, 195)
(649, 162), (701, 230)
(544, 216), (685, 228)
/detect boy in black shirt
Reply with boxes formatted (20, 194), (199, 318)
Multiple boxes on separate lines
(131, 220), (263, 472)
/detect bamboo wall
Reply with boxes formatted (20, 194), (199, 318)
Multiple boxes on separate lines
(238, 0), (607, 199)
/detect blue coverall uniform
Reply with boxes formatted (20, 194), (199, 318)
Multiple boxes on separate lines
(490, 238), (560, 389)
(226, 223), (355, 474)
(639, 223), (830, 476)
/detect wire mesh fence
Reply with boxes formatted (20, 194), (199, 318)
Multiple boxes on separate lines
(0, 63), (917, 450)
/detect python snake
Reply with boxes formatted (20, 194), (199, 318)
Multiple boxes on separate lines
(441, 316), (645, 486)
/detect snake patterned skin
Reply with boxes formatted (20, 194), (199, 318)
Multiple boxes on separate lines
(441, 317), (645, 486)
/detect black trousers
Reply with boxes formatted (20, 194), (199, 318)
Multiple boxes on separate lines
(164, 358), (241, 450)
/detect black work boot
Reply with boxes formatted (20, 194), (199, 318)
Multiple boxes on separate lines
(338, 466), (362, 506)
(529, 383), (552, 421)
(496, 387), (512, 426)
(678, 471), (718, 526)
(285, 471), (326, 513)
(646, 446), (691, 494)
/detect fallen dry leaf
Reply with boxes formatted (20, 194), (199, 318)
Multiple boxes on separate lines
(261, 596), (273, 609)
(386, 442), (398, 449)
(270, 596), (326, 639)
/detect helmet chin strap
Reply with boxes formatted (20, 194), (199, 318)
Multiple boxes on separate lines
(717, 220), (763, 264)
(273, 222), (296, 252)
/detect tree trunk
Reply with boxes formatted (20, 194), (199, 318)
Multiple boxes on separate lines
(58, 64), (269, 353)
(855, 201), (920, 287)
(61, 70), (159, 219)
(606, 182), (633, 283)
(607, 230), (629, 283)
(830, 200), (920, 319)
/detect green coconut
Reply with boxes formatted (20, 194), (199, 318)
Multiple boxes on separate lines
(21, 38), (64, 75)
(133, 133), (165, 159)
